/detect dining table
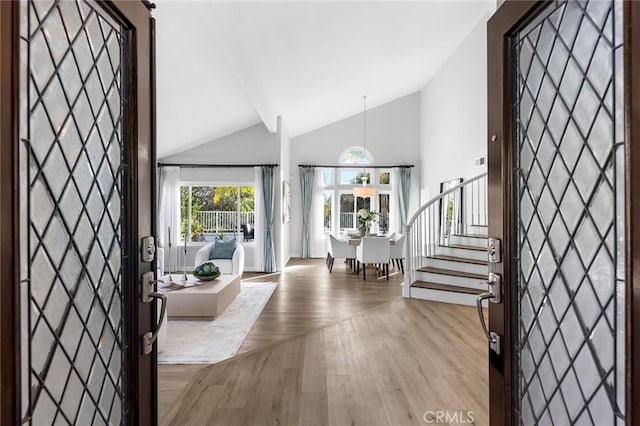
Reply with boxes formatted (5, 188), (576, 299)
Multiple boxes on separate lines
(336, 235), (396, 276)
(341, 235), (396, 246)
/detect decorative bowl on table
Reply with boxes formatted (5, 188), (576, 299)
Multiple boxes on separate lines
(193, 261), (221, 281)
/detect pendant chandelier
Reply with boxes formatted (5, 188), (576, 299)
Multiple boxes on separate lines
(353, 95), (376, 197)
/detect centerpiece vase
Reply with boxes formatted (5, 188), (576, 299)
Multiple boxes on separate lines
(359, 224), (366, 237)
(365, 223), (371, 237)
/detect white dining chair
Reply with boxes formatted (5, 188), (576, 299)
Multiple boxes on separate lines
(356, 237), (391, 281)
(327, 234), (357, 273)
(389, 234), (406, 274)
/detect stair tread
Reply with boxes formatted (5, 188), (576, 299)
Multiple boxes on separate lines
(417, 266), (486, 280)
(441, 243), (487, 252)
(428, 255), (488, 265)
(411, 281), (484, 295)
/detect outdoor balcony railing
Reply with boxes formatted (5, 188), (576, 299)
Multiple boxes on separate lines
(195, 211), (255, 233)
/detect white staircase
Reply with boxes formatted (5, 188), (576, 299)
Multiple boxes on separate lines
(403, 174), (489, 306)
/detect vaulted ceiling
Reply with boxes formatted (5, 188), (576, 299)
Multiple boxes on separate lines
(154, 1), (494, 157)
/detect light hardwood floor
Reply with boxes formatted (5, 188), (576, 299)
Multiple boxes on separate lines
(158, 258), (403, 419)
(158, 259), (488, 425)
(239, 259), (405, 353)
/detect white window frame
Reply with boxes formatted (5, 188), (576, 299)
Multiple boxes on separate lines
(321, 167), (393, 234)
(338, 146), (375, 165)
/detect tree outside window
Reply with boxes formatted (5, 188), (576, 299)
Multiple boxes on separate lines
(378, 193), (390, 234)
(324, 191), (332, 231)
(339, 194), (354, 229)
(339, 170), (371, 185)
(180, 185), (255, 242)
(338, 193), (371, 230)
(379, 171), (390, 184)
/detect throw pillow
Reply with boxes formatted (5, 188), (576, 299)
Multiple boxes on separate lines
(210, 239), (236, 260)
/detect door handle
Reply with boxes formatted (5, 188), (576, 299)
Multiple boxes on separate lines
(476, 272), (501, 355)
(140, 272), (167, 355)
(142, 288), (166, 355)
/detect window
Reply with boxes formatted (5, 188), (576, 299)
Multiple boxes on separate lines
(323, 191), (332, 231)
(321, 166), (394, 234)
(339, 193), (355, 229)
(323, 170), (334, 186)
(339, 170), (371, 185)
(337, 192), (374, 231)
(180, 184), (255, 242)
(378, 193), (390, 234)
(379, 171), (390, 185)
(338, 170), (356, 185)
(338, 146), (374, 165)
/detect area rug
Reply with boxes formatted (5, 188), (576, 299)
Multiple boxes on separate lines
(158, 281), (277, 364)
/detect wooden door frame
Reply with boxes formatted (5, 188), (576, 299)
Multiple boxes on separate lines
(0, 0), (22, 423)
(0, 1), (156, 424)
(487, 1), (640, 424)
(111, 1), (156, 424)
(625, 2), (640, 424)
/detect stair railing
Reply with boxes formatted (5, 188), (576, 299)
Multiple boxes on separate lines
(403, 173), (487, 297)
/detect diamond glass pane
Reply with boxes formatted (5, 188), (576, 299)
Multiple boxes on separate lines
(20, 1), (126, 424)
(513, 1), (625, 424)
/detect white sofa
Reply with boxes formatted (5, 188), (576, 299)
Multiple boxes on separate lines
(194, 242), (245, 276)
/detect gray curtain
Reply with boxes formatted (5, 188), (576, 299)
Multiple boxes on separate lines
(399, 167), (411, 226)
(261, 166), (276, 272)
(299, 167), (315, 258)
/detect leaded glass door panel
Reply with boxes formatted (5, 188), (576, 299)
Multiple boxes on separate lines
(513, 1), (625, 424)
(487, 1), (636, 425)
(13, 0), (156, 424)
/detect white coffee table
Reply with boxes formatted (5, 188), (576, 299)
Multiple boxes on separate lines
(160, 273), (241, 320)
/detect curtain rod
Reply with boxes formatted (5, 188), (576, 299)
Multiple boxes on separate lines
(298, 164), (414, 169)
(157, 163), (279, 169)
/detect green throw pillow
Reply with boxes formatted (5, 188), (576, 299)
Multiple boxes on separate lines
(210, 239), (236, 260)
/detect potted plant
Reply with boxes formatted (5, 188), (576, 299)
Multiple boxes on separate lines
(193, 261), (221, 281)
(357, 208), (377, 237)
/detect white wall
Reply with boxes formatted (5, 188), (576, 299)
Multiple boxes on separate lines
(420, 14), (492, 199)
(279, 118), (292, 267)
(159, 123), (279, 165)
(179, 167), (254, 183)
(289, 92), (422, 257)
